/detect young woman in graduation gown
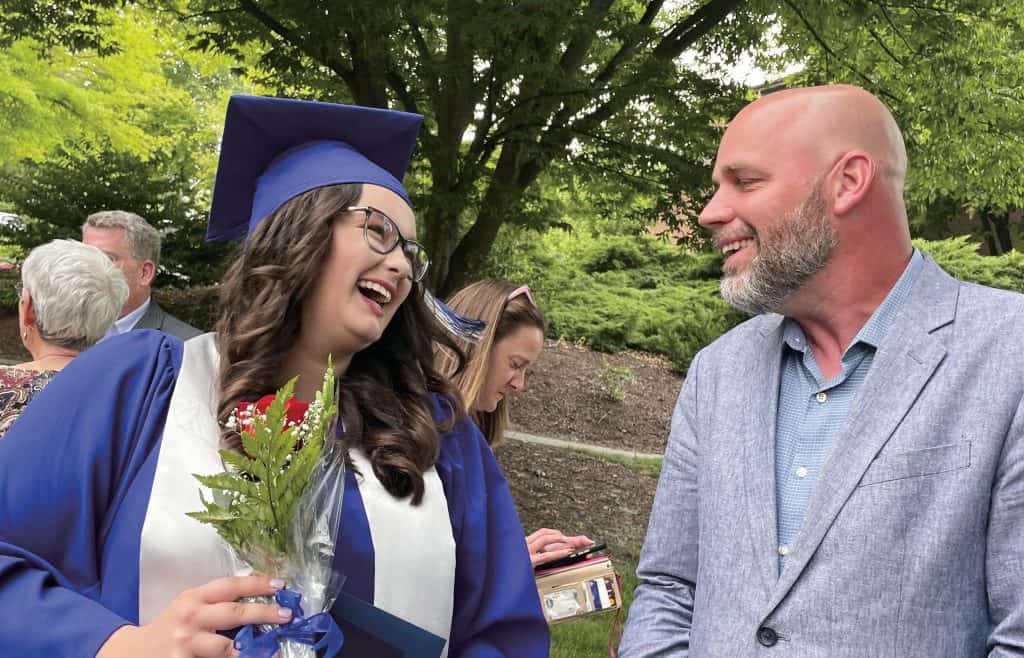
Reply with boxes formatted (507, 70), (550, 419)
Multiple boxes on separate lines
(0, 96), (549, 658)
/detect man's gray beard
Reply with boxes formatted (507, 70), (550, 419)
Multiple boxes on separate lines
(720, 187), (837, 315)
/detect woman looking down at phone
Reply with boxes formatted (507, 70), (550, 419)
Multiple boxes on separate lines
(436, 279), (594, 567)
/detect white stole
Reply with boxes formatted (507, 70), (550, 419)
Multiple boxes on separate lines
(349, 448), (455, 656)
(138, 333), (231, 623)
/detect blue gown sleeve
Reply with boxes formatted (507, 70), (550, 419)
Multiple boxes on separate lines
(437, 410), (550, 658)
(0, 331), (182, 658)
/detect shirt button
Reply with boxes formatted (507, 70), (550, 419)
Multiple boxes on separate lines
(815, 392), (828, 403)
(795, 466), (808, 478)
(757, 626), (779, 647)
(777, 544), (790, 556)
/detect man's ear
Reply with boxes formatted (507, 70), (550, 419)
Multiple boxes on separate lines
(829, 151), (875, 216)
(140, 261), (157, 287)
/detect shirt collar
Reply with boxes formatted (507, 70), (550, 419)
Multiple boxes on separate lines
(114, 296), (151, 334)
(782, 248), (924, 353)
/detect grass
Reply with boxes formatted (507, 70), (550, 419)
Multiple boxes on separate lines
(550, 555), (640, 658)
(563, 444), (663, 479)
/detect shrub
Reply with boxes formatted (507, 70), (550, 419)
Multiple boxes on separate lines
(0, 264), (19, 312)
(597, 359), (635, 401)
(484, 230), (743, 371)
(915, 236), (1024, 293)
(154, 285), (219, 332)
(485, 229), (1024, 372)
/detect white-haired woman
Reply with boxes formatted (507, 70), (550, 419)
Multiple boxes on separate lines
(0, 239), (128, 438)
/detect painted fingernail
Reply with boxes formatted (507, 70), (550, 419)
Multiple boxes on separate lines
(278, 607), (293, 619)
(270, 579), (285, 589)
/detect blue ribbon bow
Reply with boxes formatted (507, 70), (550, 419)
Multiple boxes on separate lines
(235, 589), (344, 658)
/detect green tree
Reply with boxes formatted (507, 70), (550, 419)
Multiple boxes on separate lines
(0, 4), (245, 284)
(8, 0), (1020, 288)
(4, 0), (775, 292)
(0, 31), (158, 163)
(188, 0), (774, 293)
(0, 141), (233, 286)
(772, 1), (1024, 252)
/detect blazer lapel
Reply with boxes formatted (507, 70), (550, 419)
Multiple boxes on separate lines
(764, 256), (958, 612)
(133, 300), (165, 331)
(742, 315), (785, 598)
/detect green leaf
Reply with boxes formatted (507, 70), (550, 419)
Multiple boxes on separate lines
(186, 364), (339, 562)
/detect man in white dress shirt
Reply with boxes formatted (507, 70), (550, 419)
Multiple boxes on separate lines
(82, 210), (201, 341)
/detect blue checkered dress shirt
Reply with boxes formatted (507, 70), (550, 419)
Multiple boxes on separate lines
(774, 249), (923, 569)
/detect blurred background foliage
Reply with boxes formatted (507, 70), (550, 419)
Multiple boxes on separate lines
(0, 0), (1021, 365)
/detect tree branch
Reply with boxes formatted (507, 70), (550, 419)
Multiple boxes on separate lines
(571, 155), (670, 189)
(404, 14), (441, 105)
(384, 66), (422, 116)
(484, 0), (628, 147)
(465, 64), (501, 173)
(558, 0), (616, 75)
(177, 7), (244, 21)
(843, 0), (919, 63)
(591, 0), (665, 87)
(868, 26), (906, 66)
(781, 0), (903, 105)
(234, 0), (355, 86)
(490, 0), (743, 196)
(871, 0), (917, 54)
(652, 0), (747, 60)
(547, 0), (743, 154)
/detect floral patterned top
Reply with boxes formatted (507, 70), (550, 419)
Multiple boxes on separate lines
(0, 367), (57, 440)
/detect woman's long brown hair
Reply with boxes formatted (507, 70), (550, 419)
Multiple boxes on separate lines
(216, 183), (465, 504)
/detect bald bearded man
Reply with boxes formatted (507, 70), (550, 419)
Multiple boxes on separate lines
(619, 85), (1024, 657)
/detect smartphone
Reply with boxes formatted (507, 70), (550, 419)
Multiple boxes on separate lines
(535, 542), (608, 571)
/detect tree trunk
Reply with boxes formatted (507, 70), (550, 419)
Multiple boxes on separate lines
(439, 198), (514, 295)
(439, 144), (527, 295)
(422, 201), (462, 292)
(979, 208), (1013, 255)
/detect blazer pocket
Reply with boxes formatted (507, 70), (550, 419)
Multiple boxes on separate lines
(858, 441), (971, 487)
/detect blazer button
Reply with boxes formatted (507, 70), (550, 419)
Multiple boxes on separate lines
(756, 626), (778, 647)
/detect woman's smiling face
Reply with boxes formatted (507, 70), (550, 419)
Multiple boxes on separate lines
(300, 184), (417, 358)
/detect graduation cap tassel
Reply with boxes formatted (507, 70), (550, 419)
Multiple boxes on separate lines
(424, 291), (485, 342)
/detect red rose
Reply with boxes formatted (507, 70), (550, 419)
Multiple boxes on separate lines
(255, 394), (310, 427)
(236, 395), (310, 436)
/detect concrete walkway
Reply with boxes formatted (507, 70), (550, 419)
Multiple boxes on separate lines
(504, 429), (663, 461)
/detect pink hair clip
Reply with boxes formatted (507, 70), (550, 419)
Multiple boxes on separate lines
(507, 284), (537, 306)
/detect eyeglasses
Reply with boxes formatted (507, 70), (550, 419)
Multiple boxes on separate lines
(345, 206), (430, 282)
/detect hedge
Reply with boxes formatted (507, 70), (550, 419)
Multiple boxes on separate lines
(490, 233), (1024, 372)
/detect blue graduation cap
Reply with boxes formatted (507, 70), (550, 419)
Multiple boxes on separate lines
(204, 94), (485, 341)
(206, 95), (424, 241)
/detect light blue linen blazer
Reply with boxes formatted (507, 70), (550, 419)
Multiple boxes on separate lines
(620, 255), (1024, 657)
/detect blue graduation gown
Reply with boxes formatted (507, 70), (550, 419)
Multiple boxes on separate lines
(0, 331), (548, 657)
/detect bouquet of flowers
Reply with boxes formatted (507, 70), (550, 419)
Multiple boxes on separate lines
(188, 363), (346, 658)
